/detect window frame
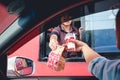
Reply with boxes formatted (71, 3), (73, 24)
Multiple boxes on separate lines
(39, 19), (85, 62)
(39, 9), (120, 62)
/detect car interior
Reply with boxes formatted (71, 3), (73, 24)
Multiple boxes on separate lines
(0, 0), (120, 80)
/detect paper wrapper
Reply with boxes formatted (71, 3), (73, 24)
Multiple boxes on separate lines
(47, 45), (65, 71)
(65, 33), (76, 51)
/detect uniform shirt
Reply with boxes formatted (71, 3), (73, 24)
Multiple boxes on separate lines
(51, 25), (80, 45)
(51, 25), (80, 57)
(88, 57), (120, 80)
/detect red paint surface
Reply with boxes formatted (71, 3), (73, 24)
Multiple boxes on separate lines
(0, 3), (18, 34)
(8, 35), (92, 76)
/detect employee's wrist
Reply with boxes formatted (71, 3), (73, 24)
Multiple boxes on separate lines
(50, 39), (56, 42)
(50, 39), (58, 46)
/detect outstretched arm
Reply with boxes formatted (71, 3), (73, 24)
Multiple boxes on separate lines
(69, 39), (120, 80)
(81, 43), (100, 64)
(49, 34), (59, 50)
(70, 39), (101, 64)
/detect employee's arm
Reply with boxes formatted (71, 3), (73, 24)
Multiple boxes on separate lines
(49, 34), (59, 50)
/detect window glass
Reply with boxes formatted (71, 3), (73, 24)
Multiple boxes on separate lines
(81, 9), (120, 53)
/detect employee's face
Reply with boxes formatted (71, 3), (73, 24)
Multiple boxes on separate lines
(62, 20), (72, 26)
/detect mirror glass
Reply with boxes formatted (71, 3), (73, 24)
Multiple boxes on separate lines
(14, 57), (33, 76)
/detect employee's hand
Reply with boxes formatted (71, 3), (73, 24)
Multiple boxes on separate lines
(49, 39), (59, 50)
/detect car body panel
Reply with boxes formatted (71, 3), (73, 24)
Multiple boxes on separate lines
(0, 3), (18, 34)
(0, 0), (120, 78)
(8, 35), (92, 76)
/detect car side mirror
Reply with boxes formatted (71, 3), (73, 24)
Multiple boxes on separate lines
(14, 57), (34, 76)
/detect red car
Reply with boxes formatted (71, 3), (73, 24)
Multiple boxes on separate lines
(0, 0), (120, 79)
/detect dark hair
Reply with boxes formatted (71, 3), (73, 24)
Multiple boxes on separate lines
(60, 13), (72, 23)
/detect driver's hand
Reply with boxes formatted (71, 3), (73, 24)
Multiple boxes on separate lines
(62, 39), (84, 52)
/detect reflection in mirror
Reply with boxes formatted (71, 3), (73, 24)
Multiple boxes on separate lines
(14, 57), (33, 76)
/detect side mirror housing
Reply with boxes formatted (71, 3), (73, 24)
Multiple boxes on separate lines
(14, 57), (34, 76)
(7, 56), (35, 77)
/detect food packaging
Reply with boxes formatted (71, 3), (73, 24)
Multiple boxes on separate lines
(65, 33), (76, 51)
(47, 45), (65, 71)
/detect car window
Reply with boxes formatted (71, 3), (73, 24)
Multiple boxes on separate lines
(39, 18), (84, 62)
(81, 9), (120, 53)
(39, 9), (120, 62)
